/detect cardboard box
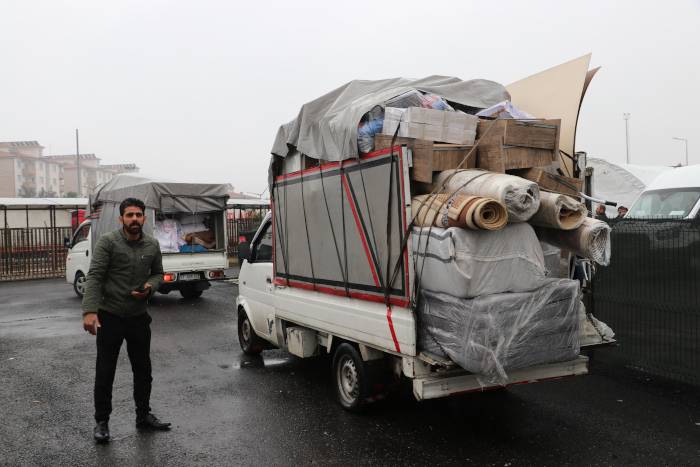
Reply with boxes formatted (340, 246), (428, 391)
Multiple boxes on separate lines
(509, 167), (583, 197)
(382, 107), (478, 145)
(374, 134), (475, 183)
(476, 119), (561, 172)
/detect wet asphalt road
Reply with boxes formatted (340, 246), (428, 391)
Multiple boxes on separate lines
(1, 278), (699, 467)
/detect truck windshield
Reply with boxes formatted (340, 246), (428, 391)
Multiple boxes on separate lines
(627, 188), (700, 219)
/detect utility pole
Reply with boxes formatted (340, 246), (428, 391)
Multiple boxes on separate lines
(623, 113), (631, 164)
(672, 137), (689, 166)
(75, 129), (82, 196)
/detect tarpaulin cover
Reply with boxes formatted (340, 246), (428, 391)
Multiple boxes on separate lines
(417, 279), (581, 384)
(271, 76), (510, 162)
(412, 224), (547, 298)
(89, 174), (230, 250)
(91, 174), (230, 213)
(272, 148), (410, 306)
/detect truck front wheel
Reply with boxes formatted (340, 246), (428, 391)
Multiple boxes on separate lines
(332, 343), (374, 412)
(238, 309), (264, 355)
(73, 271), (86, 298)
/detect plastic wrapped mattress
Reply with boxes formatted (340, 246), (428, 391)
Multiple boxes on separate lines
(417, 278), (581, 384)
(412, 224), (547, 298)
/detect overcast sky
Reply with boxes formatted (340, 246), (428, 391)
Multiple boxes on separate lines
(2, 0), (698, 194)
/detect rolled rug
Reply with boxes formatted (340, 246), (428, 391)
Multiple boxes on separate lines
(435, 169), (540, 222)
(529, 191), (587, 230)
(412, 193), (508, 231)
(535, 217), (611, 266)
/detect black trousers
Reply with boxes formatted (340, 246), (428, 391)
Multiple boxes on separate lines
(94, 310), (152, 422)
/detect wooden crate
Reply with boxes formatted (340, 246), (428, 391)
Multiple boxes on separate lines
(374, 134), (475, 183)
(510, 167), (583, 197)
(476, 119), (561, 172)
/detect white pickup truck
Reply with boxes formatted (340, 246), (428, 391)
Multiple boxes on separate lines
(237, 211), (597, 411)
(66, 216), (228, 299)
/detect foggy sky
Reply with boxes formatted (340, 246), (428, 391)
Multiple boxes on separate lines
(2, 0), (699, 194)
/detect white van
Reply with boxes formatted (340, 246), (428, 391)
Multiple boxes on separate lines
(627, 165), (700, 219)
(65, 175), (230, 299)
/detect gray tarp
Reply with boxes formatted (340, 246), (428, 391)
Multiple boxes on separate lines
(91, 174), (231, 213)
(89, 174), (230, 249)
(271, 76), (510, 162)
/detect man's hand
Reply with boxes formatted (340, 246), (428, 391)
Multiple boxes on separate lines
(83, 313), (100, 335)
(130, 283), (152, 300)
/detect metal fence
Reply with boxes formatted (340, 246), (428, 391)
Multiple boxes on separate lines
(0, 227), (73, 281)
(592, 219), (700, 385)
(226, 218), (264, 257)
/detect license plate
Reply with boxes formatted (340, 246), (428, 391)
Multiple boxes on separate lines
(179, 273), (201, 281)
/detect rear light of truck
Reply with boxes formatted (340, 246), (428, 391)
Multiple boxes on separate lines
(238, 235), (246, 243)
(208, 270), (224, 279)
(163, 273), (176, 282)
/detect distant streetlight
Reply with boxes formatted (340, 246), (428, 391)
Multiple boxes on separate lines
(672, 137), (689, 166)
(623, 113), (631, 164)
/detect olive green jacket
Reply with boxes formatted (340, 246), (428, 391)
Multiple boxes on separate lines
(82, 228), (164, 318)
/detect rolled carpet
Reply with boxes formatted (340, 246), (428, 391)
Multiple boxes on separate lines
(435, 169), (540, 222)
(535, 217), (611, 266)
(529, 191), (587, 230)
(412, 193), (508, 231)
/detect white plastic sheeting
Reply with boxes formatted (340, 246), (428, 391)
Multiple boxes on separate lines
(418, 278), (581, 385)
(412, 224), (546, 298)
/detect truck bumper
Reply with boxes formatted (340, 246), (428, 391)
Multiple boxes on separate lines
(412, 356), (589, 401)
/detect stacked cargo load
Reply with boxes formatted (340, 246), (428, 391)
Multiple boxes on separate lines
(269, 75), (614, 385)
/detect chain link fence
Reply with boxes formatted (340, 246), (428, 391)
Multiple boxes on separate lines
(592, 219), (700, 385)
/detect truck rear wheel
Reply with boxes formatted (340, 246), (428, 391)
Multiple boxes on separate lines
(238, 309), (264, 355)
(332, 343), (374, 412)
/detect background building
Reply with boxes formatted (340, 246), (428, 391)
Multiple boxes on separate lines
(0, 141), (138, 197)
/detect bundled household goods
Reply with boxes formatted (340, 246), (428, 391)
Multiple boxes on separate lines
(434, 169), (541, 222)
(418, 279), (581, 385)
(411, 193), (508, 231)
(412, 223), (547, 298)
(269, 76), (611, 383)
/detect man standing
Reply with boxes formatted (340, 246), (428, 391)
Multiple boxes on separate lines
(594, 204), (609, 222)
(616, 205), (629, 218)
(82, 198), (171, 443)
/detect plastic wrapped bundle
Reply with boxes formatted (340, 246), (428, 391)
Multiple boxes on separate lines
(417, 279), (581, 385)
(412, 224), (547, 298)
(529, 191), (587, 230)
(435, 169), (540, 222)
(411, 193), (508, 231)
(536, 217), (611, 266)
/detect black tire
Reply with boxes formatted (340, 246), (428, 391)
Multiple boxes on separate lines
(238, 309), (264, 355)
(179, 286), (202, 299)
(73, 271), (86, 298)
(332, 343), (374, 412)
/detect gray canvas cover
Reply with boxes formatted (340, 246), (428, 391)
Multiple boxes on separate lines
(273, 148), (410, 307)
(89, 174), (230, 248)
(271, 76), (510, 162)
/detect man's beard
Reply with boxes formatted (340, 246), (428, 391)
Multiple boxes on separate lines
(126, 222), (143, 234)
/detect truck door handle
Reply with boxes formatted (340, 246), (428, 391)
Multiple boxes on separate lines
(85, 250), (89, 257)
(266, 277), (272, 283)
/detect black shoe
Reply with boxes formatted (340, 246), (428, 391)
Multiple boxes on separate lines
(94, 421), (110, 443)
(136, 413), (171, 431)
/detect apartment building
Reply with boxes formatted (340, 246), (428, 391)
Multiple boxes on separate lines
(0, 141), (139, 197)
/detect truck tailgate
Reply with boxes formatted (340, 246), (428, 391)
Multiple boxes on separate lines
(413, 356), (589, 401)
(162, 251), (228, 272)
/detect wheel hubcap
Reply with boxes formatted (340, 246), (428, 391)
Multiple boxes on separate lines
(241, 319), (251, 344)
(76, 276), (86, 294)
(337, 356), (359, 405)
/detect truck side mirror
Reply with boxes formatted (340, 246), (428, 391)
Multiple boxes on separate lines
(238, 242), (251, 262)
(64, 237), (71, 248)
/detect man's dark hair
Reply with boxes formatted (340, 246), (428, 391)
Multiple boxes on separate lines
(119, 198), (146, 216)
